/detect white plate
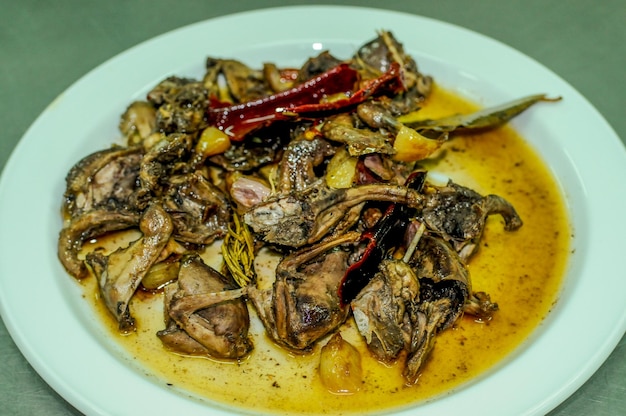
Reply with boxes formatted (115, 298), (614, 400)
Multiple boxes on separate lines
(1, 5), (624, 416)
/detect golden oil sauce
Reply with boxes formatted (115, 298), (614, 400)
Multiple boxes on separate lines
(80, 84), (571, 415)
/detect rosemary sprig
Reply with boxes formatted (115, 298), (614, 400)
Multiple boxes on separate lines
(222, 212), (256, 287)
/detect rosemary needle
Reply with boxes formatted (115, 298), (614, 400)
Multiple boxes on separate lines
(222, 212), (256, 287)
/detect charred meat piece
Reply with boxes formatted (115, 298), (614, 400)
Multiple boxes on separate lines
(243, 180), (424, 248)
(321, 115), (395, 157)
(277, 136), (335, 193)
(136, 133), (194, 206)
(351, 259), (419, 363)
(402, 234), (471, 382)
(146, 76), (209, 134)
(58, 209), (140, 280)
(220, 59), (272, 102)
(408, 235), (470, 330)
(356, 101), (400, 132)
(156, 283), (213, 356)
(86, 203), (173, 332)
(339, 171), (426, 305)
(262, 63), (298, 93)
(119, 101), (157, 146)
(421, 181), (523, 259)
(403, 298), (445, 383)
(464, 291), (498, 320)
(162, 171), (231, 245)
(353, 232), (472, 384)
(63, 146), (143, 219)
(356, 153), (414, 186)
(158, 254), (252, 359)
(295, 51), (343, 83)
(204, 58), (272, 103)
(248, 232), (359, 350)
(353, 31), (431, 114)
(354, 31), (398, 77)
(208, 129), (286, 172)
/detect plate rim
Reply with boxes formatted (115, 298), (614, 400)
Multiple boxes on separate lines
(1, 5), (625, 416)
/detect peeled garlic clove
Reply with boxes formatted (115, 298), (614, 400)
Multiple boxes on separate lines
(319, 333), (363, 394)
(392, 125), (443, 162)
(141, 261), (180, 290)
(195, 126), (231, 158)
(325, 146), (357, 189)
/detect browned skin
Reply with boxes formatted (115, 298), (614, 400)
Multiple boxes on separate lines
(146, 77), (209, 134)
(352, 233), (472, 384)
(403, 235), (471, 382)
(409, 235), (470, 328)
(463, 291), (498, 320)
(86, 203), (173, 332)
(58, 210), (140, 280)
(157, 284), (213, 356)
(321, 115), (395, 157)
(294, 51), (343, 84)
(421, 181), (522, 260)
(159, 254), (252, 359)
(136, 133), (194, 206)
(352, 259), (419, 363)
(162, 171), (231, 244)
(59, 145), (145, 279)
(277, 136), (335, 193)
(203, 59), (272, 103)
(243, 182), (423, 248)
(353, 31), (432, 114)
(63, 146), (143, 219)
(249, 232), (360, 351)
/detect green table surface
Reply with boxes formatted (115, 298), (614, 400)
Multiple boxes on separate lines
(1, 1), (624, 415)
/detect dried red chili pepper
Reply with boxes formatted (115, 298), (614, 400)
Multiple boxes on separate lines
(338, 171), (426, 306)
(207, 62), (404, 141)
